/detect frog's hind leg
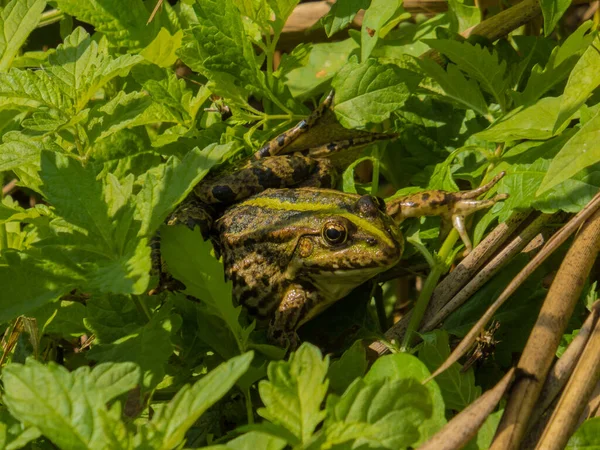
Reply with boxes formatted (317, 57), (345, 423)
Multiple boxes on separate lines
(253, 91), (334, 159)
(306, 132), (397, 158)
(386, 172), (508, 254)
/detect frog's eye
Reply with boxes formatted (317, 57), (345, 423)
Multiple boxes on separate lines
(323, 222), (347, 245)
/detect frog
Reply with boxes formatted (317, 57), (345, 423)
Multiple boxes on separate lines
(166, 92), (507, 348)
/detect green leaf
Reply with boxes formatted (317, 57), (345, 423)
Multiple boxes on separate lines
(566, 417), (600, 448)
(0, 408), (42, 450)
(281, 39), (359, 99)
(136, 143), (234, 237)
(267, 0), (300, 36)
(2, 359), (135, 450)
(538, 111), (600, 194)
(178, 0), (263, 98)
(0, 133), (45, 172)
(364, 353), (447, 444)
(322, 0), (370, 37)
(0, 250), (81, 322)
(361, 0), (410, 61)
(88, 362), (141, 401)
(39, 151), (113, 249)
(514, 22), (594, 105)
(46, 27), (142, 111)
(52, 0), (161, 50)
(541, 0), (572, 36)
(204, 431), (287, 450)
(86, 302), (174, 389)
(0, 68), (68, 112)
(425, 39), (508, 110)
(0, 0), (46, 71)
(419, 330), (481, 411)
(332, 57), (420, 128)
(41, 300), (87, 337)
(475, 96), (564, 142)
(492, 132), (600, 216)
(327, 340), (368, 395)
(418, 59), (489, 117)
(324, 377), (432, 449)
(258, 343), (329, 444)
(144, 352), (253, 449)
(140, 28), (183, 68)
(160, 225), (254, 353)
(554, 35), (600, 132)
(448, 0), (480, 32)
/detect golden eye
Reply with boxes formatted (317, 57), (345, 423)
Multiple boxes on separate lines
(323, 222), (347, 245)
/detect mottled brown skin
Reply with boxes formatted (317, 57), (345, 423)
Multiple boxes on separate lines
(167, 92), (507, 348)
(216, 189), (403, 346)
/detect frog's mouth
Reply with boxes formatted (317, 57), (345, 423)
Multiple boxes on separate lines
(306, 266), (390, 303)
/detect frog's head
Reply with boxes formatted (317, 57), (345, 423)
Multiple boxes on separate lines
(286, 190), (403, 306)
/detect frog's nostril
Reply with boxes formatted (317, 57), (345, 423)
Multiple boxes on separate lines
(366, 237), (377, 246)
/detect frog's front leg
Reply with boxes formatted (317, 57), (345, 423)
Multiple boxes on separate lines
(268, 283), (319, 349)
(386, 172), (508, 254)
(167, 196), (215, 239)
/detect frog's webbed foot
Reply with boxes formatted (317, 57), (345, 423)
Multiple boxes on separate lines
(167, 197), (214, 239)
(387, 172), (508, 254)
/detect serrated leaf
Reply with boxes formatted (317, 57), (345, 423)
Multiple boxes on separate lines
(258, 343), (329, 444)
(492, 131), (600, 216)
(136, 143), (235, 237)
(39, 151), (113, 248)
(554, 35), (600, 132)
(327, 340), (368, 395)
(332, 57), (420, 128)
(426, 39), (508, 110)
(88, 91), (178, 143)
(47, 27), (142, 111)
(267, 0), (300, 35)
(322, 0), (369, 37)
(178, 0), (263, 98)
(0, 68), (68, 112)
(448, 0), (480, 32)
(160, 225), (254, 353)
(204, 431), (287, 450)
(140, 27), (183, 68)
(418, 59), (488, 117)
(144, 352), (253, 449)
(281, 39), (359, 99)
(324, 377), (432, 449)
(538, 111), (600, 194)
(0, 0), (46, 71)
(53, 0), (161, 50)
(514, 22), (593, 106)
(541, 0), (572, 36)
(88, 362), (141, 401)
(0, 250), (81, 322)
(2, 359), (133, 450)
(419, 330), (481, 411)
(475, 96), (564, 142)
(0, 133), (44, 171)
(363, 353), (447, 445)
(86, 304), (174, 389)
(361, 0), (409, 61)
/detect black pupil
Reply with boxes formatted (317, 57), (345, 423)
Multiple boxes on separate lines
(326, 227), (343, 241)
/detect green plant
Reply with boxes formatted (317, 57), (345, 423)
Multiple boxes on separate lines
(1, 0), (600, 448)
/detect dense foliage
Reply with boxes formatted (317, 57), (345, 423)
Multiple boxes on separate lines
(1, 0), (600, 448)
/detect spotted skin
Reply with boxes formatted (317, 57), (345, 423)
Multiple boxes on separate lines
(163, 92), (508, 348)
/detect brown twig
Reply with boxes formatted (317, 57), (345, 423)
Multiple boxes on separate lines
(490, 207), (600, 449)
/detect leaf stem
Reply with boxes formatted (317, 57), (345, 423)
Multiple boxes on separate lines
(0, 173), (7, 252)
(244, 387), (254, 425)
(400, 229), (459, 351)
(37, 9), (64, 29)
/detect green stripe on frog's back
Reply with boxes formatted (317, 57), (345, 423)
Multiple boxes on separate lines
(236, 189), (397, 248)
